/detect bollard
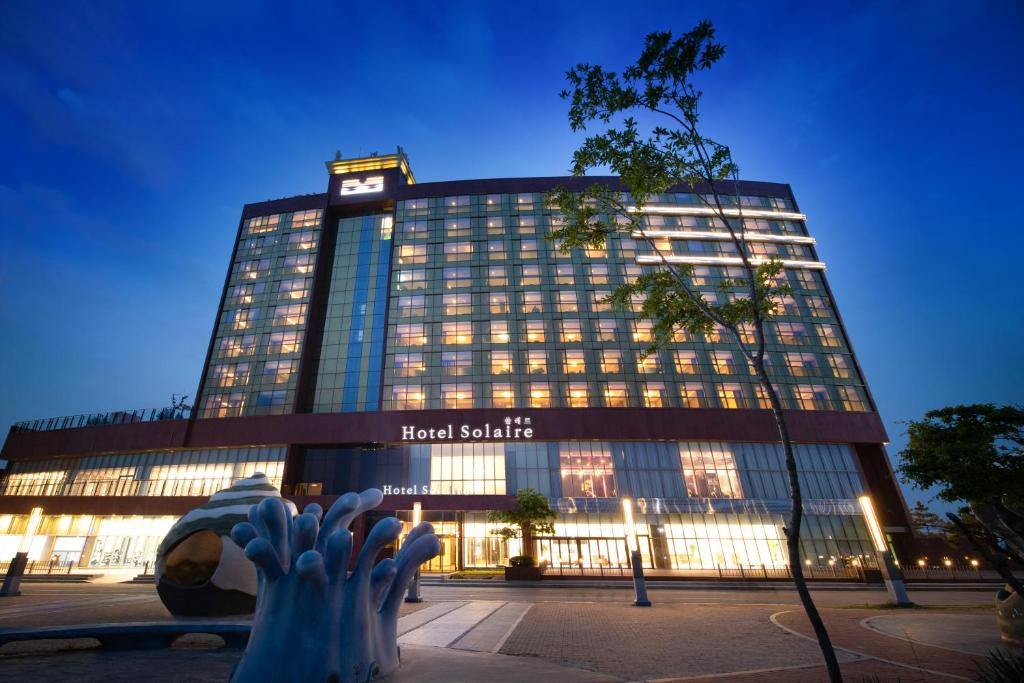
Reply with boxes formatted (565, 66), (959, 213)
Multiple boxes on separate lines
(0, 552), (29, 597)
(630, 550), (651, 607)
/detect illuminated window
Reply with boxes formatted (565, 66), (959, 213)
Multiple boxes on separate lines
(394, 353), (425, 377)
(392, 386), (425, 410)
(556, 291), (578, 313)
(277, 277), (311, 300)
(673, 350), (699, 375)
(622, 263), (642, 283)
(441, 322), (473, 345)
(526, 320), (546, 343)
(398, 244), (427, 265)
(396, 269), (426, 291)
(443, 293), (472, 316)
(705, 324), (725, 343)
(235, 258), (270, 280)
(520, 265), (541, 285)
(637, 353), (661, 374)
(246, 214), (281, 235)
(487, 240), (505, 260)
(838, 385), (868, 411)
(287, 230), (318, 250)
(784, 352), (819, 377)
(567, 383), (589, 407)
(600, 349), (622, 374)
(444, 241), (472, 261)
(564, 350), (586, 374)
(518, 216), (537, 234)
(429, 443), (506, 495)
(488, 266), (507, 286)
(794, 385), (834, 410)
(597, 320), (617, 342)
(561, 319), (583, 343)
(444, 195), (470, 211)
(290, 209), (321, 229)
(262, 359), (297, 384)
(442, 351), (472, 376)
(395, 323), (427, 346)
(527, 350), (547, 375)
(203, 392), (245, 418)
(711, 351), (736, 375)
(267, 331), (300, 355)
(445, 218), (470, 238)
(775, 322), (809, 345)
(486, 216), (504, 234)
(380, 216), (393, 240)
(402, 220), (428, 238)
(520, 239), (539, 258)
(827, 354), (852, 379)
(806, 296), (831, 318)
(643, 382), (668, 407)
(489, 293), (509, 314)
(440, 384), (472, 409)
(227, 282), (265, 305)
(516, 193), (536, 209)
(679, 382), (709, 408)
(279, 253), (314, 275)
(219, 334), (257, 358)
(229, 308), (259, 331)
(212, 363), (250, 388)
(816, 324), (842, 348)
(632, 321), (653, 343)
(443, 267), (471, 288)
(618, 238), (637, 259)
(691, 266), (711, 286)
(398, 295), (426, 318)
(490, 351), (512, 375)
(590, 290), (612, 313)
(272, 304), (306, 326)
(529, 383), (551, 408)
(522, 291), (544, 314)
(402, 198), (428, 212)
(585, 245), (606, 259)
(631, 292), (648, 313)
(560, 443), (615, 497)
(604, 382), (628, 408)
(589, 263), (609, 284)
(491, 383), (515, 408)
(679, 445), (742, 498)
(717, 383), (747, 409)
(490, 320), (510, 344)
(753, 385), (773, 409)
(555, 264), (574, 285)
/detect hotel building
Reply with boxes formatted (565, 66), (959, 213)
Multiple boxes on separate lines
(0, 151), (910, 574)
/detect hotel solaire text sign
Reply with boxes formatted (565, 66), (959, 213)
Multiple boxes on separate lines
(399, 416), (534, 442)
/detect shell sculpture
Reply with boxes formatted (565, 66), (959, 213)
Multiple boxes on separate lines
(155, 473), (296, 617)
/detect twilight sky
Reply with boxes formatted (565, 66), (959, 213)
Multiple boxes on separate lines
(1, 1), (1021, 509)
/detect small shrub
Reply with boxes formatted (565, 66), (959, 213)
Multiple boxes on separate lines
(509, 555), (536, 567)
(975, 648), (1024, 683)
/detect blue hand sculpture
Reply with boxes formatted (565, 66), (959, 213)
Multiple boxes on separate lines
(229, 489), (440, 683)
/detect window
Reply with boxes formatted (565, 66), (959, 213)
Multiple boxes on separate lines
(246, 214), (281, 235)
(816, 324), (842, 348)
(561, 320), (583, 343)
(597, 320), (617, 342)
(775, 322), (809, 345)
(443, 267), (471, 289)
(643, 382), (668, 407)
(717, 383), (747, 409)
(710, 351), (736, 375)
(600, 349), (622, 374)
(585, 245), (606, 259)
(491, 351), (512, 375)
(679, 445), (743, 498)
(794, 385), (834, 410)
(488, 266), (507, 287)
(441, 384), (473, 409)
(396, 269), (426, 291)
(520, 265), (541, 285)
(674, 350), (699, 375)
(256, 389), (288, 407)
(526, 320), (545, 343)
(838, 385), (868, 411)
(267, 331), (300, 355)
(395, 323), (427, 346)
(518, 216), (537, 234)
(287, 231), (318, 250)
(527, 350), (547, 375)
(263, 359), (297, 384)
(632, 321), (653, 343)
(637, 352), (661, 374)
(679, 382), (709, 408)
(394, 353), (425, 377)
(204, 392), (245, 417)
(290, 209), (321, 228)
(591, 290), (613, 313)
(441, 322), (473, 345)
(402, 198), (428, 212)
(443, 293), (472, 316)
(277, 277), (311, 300)
(402, 220), (428, 238)
(281, 253), (315, 275)
(522, 291), (544, 313)
(555, 264), (574, 285)
(827, 354), (853, 379)
(806, 296), (831, 318)
(444, 195), (470, 211)
(560, 443), (615, 498)
(520, 239), (539, 259)
(398, 295), (426, 318)
(229, 308), (259, 331)
(564, 350), (586, 374)
(567, 382), (589, 407)
(705, 324), (725, 343)
(784, 353), (819, 377)
(236, 258), (272, 280)
(444, 241), (472, 261)
(516, 192), (536, 209)
(487, 240), (505, 260)
(445, 218), (470, 237)
(556, 291), (578, 313)
(429, 443), (506, 495)
(212, 363), (250, 388)
(398, 244), (427, 265)
(529, 383), (551, 408)
(442, 351), (472, 376)
(272, 304), (306, 326)
(489, 293), (509, 314)
(219, 334), (257, 358)
(491, 383), (515, 408)
(604, 382), (628, 408)
(486, 216), (504, 234)
(392, 386), (424, 410)
(490, 320), (510, 344)
(589, 263), (609, 285)
(227, 282), (265, 305)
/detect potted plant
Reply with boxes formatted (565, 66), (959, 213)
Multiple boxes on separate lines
(488, 489), (556, 581)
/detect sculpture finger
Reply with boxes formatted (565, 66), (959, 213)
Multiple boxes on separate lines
(230, 521), (258, 549)
(334, 488), (384, 534)
(293, 512), (319, 557)
(248, 503), (269, 540)
(295, 550), (328, 588)
(352, 517), (402, 583)
(303, 502), (324, 521)
(324, 528), (353, 583)
(395, 522), (434, 562)
(317, 492), (360, 551)
(257, 497), (291, 573)
(244, 537), (286, 580)
(383, 534), (440, 617)
(370, 558), (397, 609)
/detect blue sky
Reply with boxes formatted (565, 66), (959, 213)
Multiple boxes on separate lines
(1, 1), (1021, 510)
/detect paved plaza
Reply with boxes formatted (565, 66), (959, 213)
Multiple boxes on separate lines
(0, 582), (1013, 681)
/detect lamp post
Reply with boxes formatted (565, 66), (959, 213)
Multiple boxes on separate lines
(1, 506), (43, 597)
(405, 502), (423, 603)
(621, 497), (651, 607)
(858, 495), (912, 606)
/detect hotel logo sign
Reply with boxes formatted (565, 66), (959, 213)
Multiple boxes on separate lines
(340, 175), (384, 196)
(400, 416), (534, 441)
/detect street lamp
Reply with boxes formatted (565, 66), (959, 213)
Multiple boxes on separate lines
(405, 502), (423, 603)
(858, 495), (912, 606)
(621, 497), (651, 607)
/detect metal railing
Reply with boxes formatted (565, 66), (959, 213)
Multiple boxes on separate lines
(542, 563), (864, 580)
(0, 559), (77, 575)
(901, 565), (1023, 582)
(11, 407), (193, 433)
